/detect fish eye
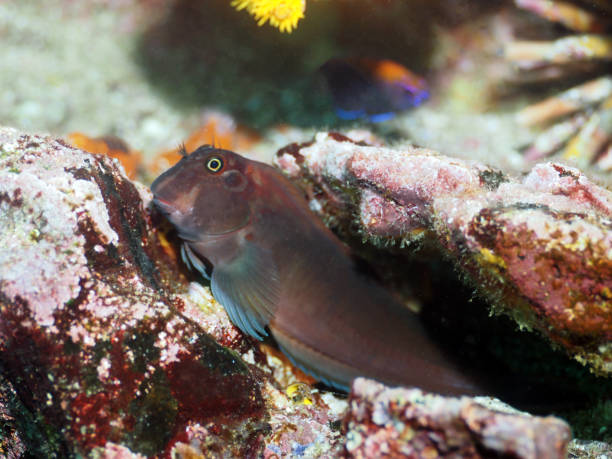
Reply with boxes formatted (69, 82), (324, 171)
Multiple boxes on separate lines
(205, 156), (224, 173)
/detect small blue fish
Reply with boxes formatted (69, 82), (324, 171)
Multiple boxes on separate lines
(320, 58), (429, 122)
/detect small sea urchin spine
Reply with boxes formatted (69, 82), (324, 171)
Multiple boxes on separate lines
(515, 0), (607, 33)
(505, 35), (612, 68)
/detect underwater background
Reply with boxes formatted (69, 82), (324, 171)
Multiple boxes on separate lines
(0, 0), (611, 457)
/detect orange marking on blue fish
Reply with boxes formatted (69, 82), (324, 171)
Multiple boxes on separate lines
(320, 58), (429, 122)
(151, 145), (483, 395)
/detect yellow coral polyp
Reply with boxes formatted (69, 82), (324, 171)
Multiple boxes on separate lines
(231, 0), (305, 33)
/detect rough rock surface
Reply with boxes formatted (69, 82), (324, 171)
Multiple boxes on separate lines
(0, 126), (344, 456)
(276, 132), (612, 375)
(0, 126), (605, 456)
(0, 376), (26, 458)
(568, 439), (612, 458)
(344, 378), (571, 459)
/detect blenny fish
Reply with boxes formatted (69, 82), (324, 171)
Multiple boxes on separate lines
(151, 145), (483, 395)
(320, 57), (429, 122)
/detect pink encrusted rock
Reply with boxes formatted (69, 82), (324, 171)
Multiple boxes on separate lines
(0, 126), (345, 456)
(344, 378), (571, 459)
(0, 377), (26, 459)
(276, 131), (612, 375)
(2, 126), (606, 456)
(568, 439), (612, 458)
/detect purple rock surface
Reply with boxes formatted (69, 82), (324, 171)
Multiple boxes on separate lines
(344, 378), (571, 459)
(276, 131), (612, 375)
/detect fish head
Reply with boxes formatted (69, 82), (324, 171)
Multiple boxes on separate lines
(151, 145), (253, 239)
(319, 57), (429, 121)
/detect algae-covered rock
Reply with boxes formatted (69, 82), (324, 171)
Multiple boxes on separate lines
(276, 131), (612, 375)
(2, 125), (609, 455)
(344, 378), (571, 459)
(0, 376), (26, 458)
(0, 126), (344, 456)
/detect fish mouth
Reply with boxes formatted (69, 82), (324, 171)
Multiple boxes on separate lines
(152, 197), (199, 242)
(152, 197), (176, 216)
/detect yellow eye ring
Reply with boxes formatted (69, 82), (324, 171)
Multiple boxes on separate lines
(206, 156), (223, 173)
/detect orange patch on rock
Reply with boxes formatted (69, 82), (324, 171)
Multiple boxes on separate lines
(68, 133), (142, 179)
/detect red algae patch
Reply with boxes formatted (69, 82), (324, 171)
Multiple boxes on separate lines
(165, 356), (264, 425)
(0, 127), (262, 455)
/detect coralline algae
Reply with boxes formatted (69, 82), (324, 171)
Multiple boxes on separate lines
(344, 378), (571, 459)
(0, 126), (344, 456)
(276, 131), (612, 375)
(1, 126), (609, 455)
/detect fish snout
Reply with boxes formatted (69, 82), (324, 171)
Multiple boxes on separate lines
(152, 197), (176, 216)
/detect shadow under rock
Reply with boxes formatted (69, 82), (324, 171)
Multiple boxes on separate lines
(350, 241), (611, 433)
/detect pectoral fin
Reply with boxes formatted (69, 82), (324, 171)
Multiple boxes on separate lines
(211, 242), (280, 340)
(181, 243), (211, 280)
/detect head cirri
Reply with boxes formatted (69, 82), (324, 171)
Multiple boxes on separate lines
(151, 145), (253, 239)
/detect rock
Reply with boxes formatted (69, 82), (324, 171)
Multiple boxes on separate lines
(568, 439), (612, 458)
(0, 126), (344, 456)
(344, 378), (571, 459)
(0, 376), (26, 458)
(1, 126), (604, 456)
(276, 131), (612, 375)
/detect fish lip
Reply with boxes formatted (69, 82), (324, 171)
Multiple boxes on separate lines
(152, 197), (176, 215)
(151, 197), (198, 242)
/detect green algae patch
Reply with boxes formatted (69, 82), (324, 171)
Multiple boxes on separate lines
(125, 331), (160, 375)
(0, 373), (69, 459)
(125, 369), (178, 457)
(478, 169), (509, 191)
(196, 335), (249, 376)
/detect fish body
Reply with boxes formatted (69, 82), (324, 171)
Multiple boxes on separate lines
(320, 58), (429, 122)
(151, 146), (482, 395)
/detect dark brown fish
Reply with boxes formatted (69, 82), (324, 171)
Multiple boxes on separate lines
(151, 145), (484, 395)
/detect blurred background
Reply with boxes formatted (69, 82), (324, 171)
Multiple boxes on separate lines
(0, 0), (610, 184)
